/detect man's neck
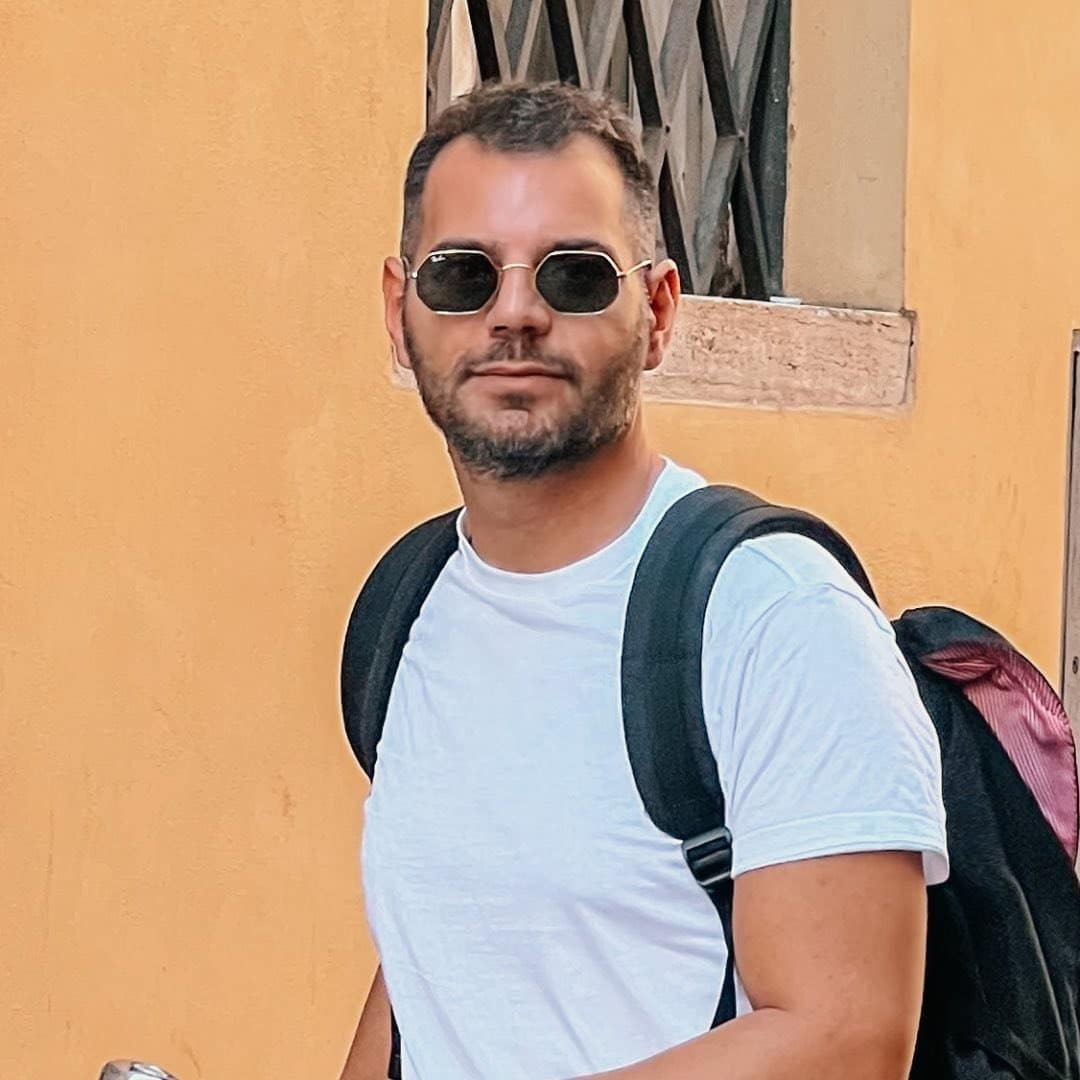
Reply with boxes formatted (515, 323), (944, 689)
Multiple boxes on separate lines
(455, 426), (664, 574)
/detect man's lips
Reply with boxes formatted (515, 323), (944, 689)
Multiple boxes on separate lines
(468, 364), (568, 379)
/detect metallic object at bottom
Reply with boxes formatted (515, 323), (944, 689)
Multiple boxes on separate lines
(99, 1062), (180, 1080)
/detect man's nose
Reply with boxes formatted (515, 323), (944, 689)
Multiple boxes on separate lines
(484, 264), (553, 338)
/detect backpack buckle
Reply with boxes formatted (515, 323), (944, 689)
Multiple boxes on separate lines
(681, 826), (733, 893)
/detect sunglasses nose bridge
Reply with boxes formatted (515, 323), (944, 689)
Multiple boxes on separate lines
(484, 261), (552, 331)
(493, 262), (536, 300)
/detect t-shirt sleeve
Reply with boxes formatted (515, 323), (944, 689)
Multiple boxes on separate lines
(702, 547), (949, 886)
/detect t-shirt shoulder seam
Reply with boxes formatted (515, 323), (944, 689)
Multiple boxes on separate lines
(714, 576), (875, 657)
(730, 538), (803, 587)
(733, 533), (867, 592)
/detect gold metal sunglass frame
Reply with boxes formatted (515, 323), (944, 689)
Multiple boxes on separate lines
(402, 248), (653, 316)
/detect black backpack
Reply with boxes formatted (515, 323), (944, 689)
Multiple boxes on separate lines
(341, 485), (1080, 1079)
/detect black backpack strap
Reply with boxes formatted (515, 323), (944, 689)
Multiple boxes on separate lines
(622, 484), (873, 1027)
(389, 1013), (401, 1079)
(341, 510), (460, 779)
(340, 511), (459, 1080)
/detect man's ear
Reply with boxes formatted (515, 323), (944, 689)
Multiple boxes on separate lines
(383, 255), (412, 371)
(643, 257), (680, 372)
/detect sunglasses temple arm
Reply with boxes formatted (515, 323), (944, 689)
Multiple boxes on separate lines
(617, 259), (653, 278)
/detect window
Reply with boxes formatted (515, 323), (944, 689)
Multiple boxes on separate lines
(406, 1), (916, 411)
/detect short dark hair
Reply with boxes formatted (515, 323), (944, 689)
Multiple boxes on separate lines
(400, 81), (657, 260)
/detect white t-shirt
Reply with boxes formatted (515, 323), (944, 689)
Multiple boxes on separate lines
(360, 460), (948, 1080)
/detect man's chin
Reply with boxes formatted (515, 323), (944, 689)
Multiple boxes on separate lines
(452, 401), (559, 440)
(451, 423), (559, 457)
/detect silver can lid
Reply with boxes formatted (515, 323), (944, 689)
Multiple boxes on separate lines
(100, 1061), (179, 1080)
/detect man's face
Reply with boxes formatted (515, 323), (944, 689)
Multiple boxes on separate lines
(384, 134), (676, 481)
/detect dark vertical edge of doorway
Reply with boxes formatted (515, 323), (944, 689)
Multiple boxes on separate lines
(1061, 331), (1080, 728)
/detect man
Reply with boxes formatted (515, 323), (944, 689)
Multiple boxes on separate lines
(340, 82), (947, 1080)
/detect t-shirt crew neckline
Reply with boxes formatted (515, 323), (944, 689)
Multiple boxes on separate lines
(454, 457), (702, 601)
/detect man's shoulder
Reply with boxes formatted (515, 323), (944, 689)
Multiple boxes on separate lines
(642, 474), (886, 643)
(729, 531), (868, 594)
(646, 474), (869, 602)
(704, 531), (891, 652)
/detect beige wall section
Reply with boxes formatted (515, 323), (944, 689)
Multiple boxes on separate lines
(784, 0), (910, 310)
(4, 2), (1080, 1078)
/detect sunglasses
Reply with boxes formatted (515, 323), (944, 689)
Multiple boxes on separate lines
(403, 248), (652, 315)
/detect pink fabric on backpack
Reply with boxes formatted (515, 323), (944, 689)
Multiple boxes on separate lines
(922, 643), (1079, 863)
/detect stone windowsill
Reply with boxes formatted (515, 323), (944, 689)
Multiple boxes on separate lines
(390, 295), (916, 410)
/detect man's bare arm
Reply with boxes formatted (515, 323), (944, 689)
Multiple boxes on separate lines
(340, 964), (393, 1080)
(577, 850), (927, 1080)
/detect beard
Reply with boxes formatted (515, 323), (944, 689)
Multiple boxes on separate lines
(403, 313), (648, 481)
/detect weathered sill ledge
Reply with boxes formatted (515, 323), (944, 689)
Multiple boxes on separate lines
(391, 295), (915, 411)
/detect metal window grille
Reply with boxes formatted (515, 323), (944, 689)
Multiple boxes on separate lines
(426, 0), (790, 299)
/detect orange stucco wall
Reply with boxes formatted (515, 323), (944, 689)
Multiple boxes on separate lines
(3, 2), (1079, 1078)
(1, 4), (435, 1076)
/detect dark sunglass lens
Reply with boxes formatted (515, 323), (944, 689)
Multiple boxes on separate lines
(536, 253), (619, 313)
(415, 252), (498, 313)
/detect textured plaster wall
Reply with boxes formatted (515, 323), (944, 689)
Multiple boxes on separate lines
(0, 3), (445, 1077)
(2, 2), (1079, 1078)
